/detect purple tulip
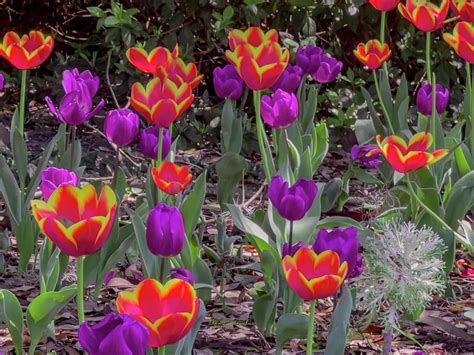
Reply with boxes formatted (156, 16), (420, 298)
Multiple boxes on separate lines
(170, 268), (195, 285)
(104, 109), (140, 147)
(296, 45), (325, 75)
(46, 92), (105, 126)
(272, 64), (303, 93)
(416, 83), (450, 116)
(351, 144), (383, 168)
(282, 241), (304, 258)
(0, 73), (5, 92)
(313, 227), (364, 278)
(63, 68), (100, 101)
(269, 176), (318, 221)
(146, 203), (186, 257)
(261, 89), (299, 129)
(40, 167), (78, 201)
(213, 65), (244, 100)
(139, 127), (172, 160)
(312, 54), (343, 84)
(78, 313), (149, 355)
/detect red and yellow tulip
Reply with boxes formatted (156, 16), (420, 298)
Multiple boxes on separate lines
(126, 45), (179, 75)
(368, 0), (401, 12)
(451, 0), (474, 23)
(117, 278), (200, 348)
(130, 77), (194, 128)
(161, 57), (203, 90)
(282, 247), (348, 301)
(443, 21), (474, 64)
(31, 184), (117, 257)
(152, 162), (193, 195)
(398, 0), (450, 32)
(226, 27), (289, 91)
(0, 31), (54, 70)
(354, 40), (392, 70)
(368, 132), (449, 173)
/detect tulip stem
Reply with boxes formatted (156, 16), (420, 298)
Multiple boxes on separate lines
(467, 62), (474, 154)
(159, 257), (166, 283)
(156, 127), (164, 203)
(406, 174), (472, 251)
(372, 71), (394, 134)
(380, 12), (389, 77)
(306, 300), (316, 355)
(253, 90), (272, 182)
(76, 256), (85, 324)
(288, 220), (294, 255)
(18, 69), (28, 136)
(70, 126), (77, 171)
(426, 32), (432, 84)
(158, 346), (166, 355)
(112, 147), (121, 187)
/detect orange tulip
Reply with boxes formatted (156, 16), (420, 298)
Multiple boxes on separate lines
(398, 0), (450, 32)
(152, 162), (192, 195)
(282, 247), (348, 301)
(226, 27), (289, 91)
(126, 45), (179, 75)
(368, 132), (449, 173)
(130, 77), (194, 128)
(117, 278), (200, 348)
(354, 40), (392, 70)
(443, 21), (474, 64)
(0, 31), (54, 70)
(451, 0), (474, 23)
(31, 184), (117, 257)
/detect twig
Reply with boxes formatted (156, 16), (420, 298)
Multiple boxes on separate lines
(106, 50), (120, 109)
(238, 183), (265, 209)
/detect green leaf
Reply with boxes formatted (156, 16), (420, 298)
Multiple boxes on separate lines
(16, 215), (37, 272)
(350, 166), (383, 185)
(320, 179), (342, 213)
(173, 299), (206, 354)
(324, 286), (353, 355)
(361, 88), (386, 136)
(301, 85), (318, 134)
(126, 207), (155, 278)
(11, 129), (28, 187)
(0, 290), (24, 355)
(311, 123), (329, 173)
(192, 258), (213, 301)
(26, 285), (77, 352)
(276, 314), (308, 355)
(226, 204), (272, 245)
(0, 154), (21, 225)
(216, 153), (247, 206)
(221, 99), (243, 154)
(317, 216), (363, 229)
(181, 171), (207, 238)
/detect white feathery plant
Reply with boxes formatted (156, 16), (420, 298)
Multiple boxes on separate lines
(357, 220), (446, 354)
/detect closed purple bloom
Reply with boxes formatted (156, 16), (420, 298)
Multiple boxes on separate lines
(146, 203), (185, 257)
(269, 176), (318, 221)
(213, 65), (244, 100)
(296, 45), (324, 75)
(350, 253), (365, 278)
(272, 64), (303, 93)
(416, 83), (450, 116)
(40, 167), (78, 201)
(63, 68), (100, 103)
(282, 241), (304, 258)
(139, 127), (172, 160)
(0, 73), (4, 92)
(78, 313), (149, 355)
(104, 109), (140, 147)
(313, 227), (363, 278)
(351, 144), (383, 168)
(170, 268), (195, 285)
(261, 89), (299, 129)
(46, 91), (105, 126)
(312, 55), (343, 84)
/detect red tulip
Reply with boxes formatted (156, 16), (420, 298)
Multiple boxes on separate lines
(126, 45), (179, 75)
(451, 0), (474, 23)
(152, 162), (193, 195)
(0, 31), (54, 70)
(443, 21), (474, 64)
(354, 40), (392, 70)
(398, 0), (450, 32)
(117, 279), (200, 348)
(31, 184), (117, 257)
(282, 247), (348, 301)
(368, 0), (401, 12)
(368, 132), (449, 173)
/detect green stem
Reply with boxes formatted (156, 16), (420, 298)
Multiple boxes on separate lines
(380, 12), (389, 76)
(112, 147), (121, 187)
(253, 90), (272, 182)
(158, 346), (166, 355)
(70, 126), (77, 171)
(156, 127), (164, 203)
(306, 300), (316, 355)
(159, 257), (166, 283)
(406, 174), (472, 250)
(426, 32), (432, 84)
(288, 220), (294, 255)
(430, 75), (437, 148)
(373, 71), (394, 134)
(467, 63), (474, 154)
(76, 256), (85, 324)
(18, 69), (28, 136)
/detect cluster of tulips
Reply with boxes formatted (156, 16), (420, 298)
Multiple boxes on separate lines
(0, 0), (473, 353)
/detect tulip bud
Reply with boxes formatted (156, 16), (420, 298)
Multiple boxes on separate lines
(312, 54), (343, 84)
(213, 65), (244, 100)
(416, 83), (450, 116)
(170, 268), (195, 285)
(261, 89), (299, 129)
(351, 144), (383, 168)
(78, 313), (149, 355)
(104, 109), (140, 147)
(271, 64), (303, 93)
(40, 167), (78, 201)
(0, 73), (5, 92)
(146, 203), (186, 257)
(296, 45), (324, 75)
(282, 241), (304, 258)
(139, 127), (172, 160)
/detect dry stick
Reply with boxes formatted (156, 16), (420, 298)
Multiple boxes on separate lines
(238, 183), (265, 209)
(106, 50), (120, 109)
